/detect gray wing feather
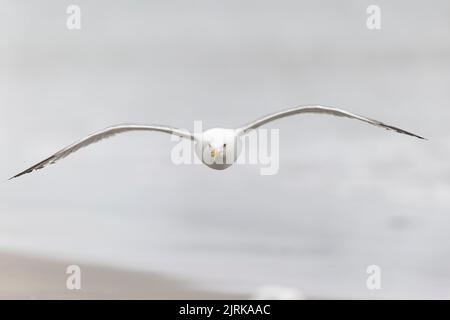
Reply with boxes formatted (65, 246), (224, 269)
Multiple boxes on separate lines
(9, 124), (192, 180)
(237, 105), (425, 140)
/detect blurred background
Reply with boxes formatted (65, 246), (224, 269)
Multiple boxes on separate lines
(0, 0), (449, 299)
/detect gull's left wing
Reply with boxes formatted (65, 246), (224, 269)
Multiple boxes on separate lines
(236, 105), (425, 140)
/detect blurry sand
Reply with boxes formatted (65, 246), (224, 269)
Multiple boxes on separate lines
(0, 251), (244, 299)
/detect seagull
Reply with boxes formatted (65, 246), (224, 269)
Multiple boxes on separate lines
(9, 105), (425, 180)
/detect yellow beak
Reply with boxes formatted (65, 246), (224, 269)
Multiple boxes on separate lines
(211, 149), (219, 159)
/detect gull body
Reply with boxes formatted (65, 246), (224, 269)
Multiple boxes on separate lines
(9, 105), (425, 179)
(195, 128), (241, 170)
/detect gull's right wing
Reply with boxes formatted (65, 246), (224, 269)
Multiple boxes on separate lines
(9, 124), (193, 180)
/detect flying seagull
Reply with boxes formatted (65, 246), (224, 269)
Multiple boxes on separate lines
(9, 105), (425, 180)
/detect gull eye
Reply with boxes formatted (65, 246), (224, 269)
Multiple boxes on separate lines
(223, 143), (227, 147)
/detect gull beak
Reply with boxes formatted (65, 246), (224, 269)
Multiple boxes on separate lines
(211, 149), (219, 159)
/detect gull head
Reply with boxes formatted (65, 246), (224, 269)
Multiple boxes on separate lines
(195, 128), (241, 170)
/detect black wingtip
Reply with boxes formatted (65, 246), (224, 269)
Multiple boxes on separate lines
(412, 133), (427, 140)
(395, 130), (427, 141)
(7, 169), (34, 181)
(4, 176), (16, 182)
(384, 123), (427, 141)
(7, 174), (20, 181)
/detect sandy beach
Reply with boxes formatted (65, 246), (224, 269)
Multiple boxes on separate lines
(0, 251), (242, 299)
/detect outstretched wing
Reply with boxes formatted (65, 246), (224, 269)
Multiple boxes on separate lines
(9, 124), (193, 180)
(236, 105), (425, 139)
